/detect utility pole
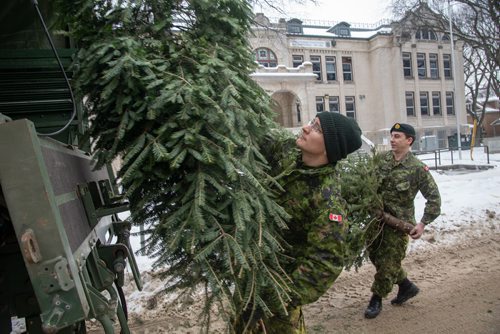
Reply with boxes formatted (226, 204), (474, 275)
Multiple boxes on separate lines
(448, 0), (462, 159)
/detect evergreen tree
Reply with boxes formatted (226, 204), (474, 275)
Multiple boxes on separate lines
(55, 0), (292, 330)
(337, 151), (383, 270)
(54, 1), (408, 330)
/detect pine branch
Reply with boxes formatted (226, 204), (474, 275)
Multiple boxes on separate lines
(55, 0), (296, 331)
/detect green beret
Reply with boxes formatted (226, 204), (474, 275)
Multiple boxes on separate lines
(390, 123), (415, 137)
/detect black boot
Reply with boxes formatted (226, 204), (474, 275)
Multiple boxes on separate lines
(364, 294), (382, 319)
(391, 278), (420, 305)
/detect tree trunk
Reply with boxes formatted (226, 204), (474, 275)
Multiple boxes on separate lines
(374, 209), (414, 234)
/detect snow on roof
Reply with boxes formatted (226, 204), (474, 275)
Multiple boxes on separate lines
(485, 107), (500, 113)
(478, 96), (499, 103)
(491, 118), (500, 126)
(301, 25), (392, 39)
(301, 27), (336, 37)
(470, 105), (500, 113)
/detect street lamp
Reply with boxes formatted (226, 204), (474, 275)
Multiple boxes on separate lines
(448, 0), (462, 159)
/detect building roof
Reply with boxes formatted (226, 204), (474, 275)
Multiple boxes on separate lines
(253, 14), (393, 40)
(301, 25), (392, 39)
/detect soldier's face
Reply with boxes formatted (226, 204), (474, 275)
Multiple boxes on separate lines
(390, 131), (412, 152)
(296, 117), (326, 155)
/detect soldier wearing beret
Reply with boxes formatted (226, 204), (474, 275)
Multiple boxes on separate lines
(364, 123), (441, 319)
(244, 112), (362, 333)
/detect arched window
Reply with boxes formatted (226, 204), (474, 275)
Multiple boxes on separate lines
(416, 29), (437, 40)
(254, 48), (277, 67)
(441, 33), (450, 41)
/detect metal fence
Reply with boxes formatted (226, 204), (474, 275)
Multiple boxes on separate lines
(414, 146), (490, 170)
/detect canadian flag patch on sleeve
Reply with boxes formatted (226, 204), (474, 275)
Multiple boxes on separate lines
(423, 165), (430, 172)
(329, 213), (343, 222)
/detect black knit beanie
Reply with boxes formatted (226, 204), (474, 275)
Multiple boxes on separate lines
(316, 112), (362, 164)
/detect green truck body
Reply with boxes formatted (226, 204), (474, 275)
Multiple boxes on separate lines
(0, 1), (142, 333)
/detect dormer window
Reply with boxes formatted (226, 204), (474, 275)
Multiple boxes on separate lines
(327, 22), (351, 37)
(416, 28), (437, 40)
(287, 19), (303, 34)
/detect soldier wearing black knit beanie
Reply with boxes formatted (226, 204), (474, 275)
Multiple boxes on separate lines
(252, 113), (363, 332)
(316, 112), (363, 164)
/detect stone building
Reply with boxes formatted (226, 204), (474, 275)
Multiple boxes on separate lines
(249, 4), (467, 151)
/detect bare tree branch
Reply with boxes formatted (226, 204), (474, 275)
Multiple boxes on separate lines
(389, 0), (499, 142)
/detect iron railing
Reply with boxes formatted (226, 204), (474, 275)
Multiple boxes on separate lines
(415, 146), (490, 170)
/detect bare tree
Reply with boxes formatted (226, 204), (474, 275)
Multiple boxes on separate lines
(249, 0), (318, 16)
(463, 44), (496, 141)
(389, 0), (499, 141)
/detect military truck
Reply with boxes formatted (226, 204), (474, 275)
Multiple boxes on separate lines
(0, 1), (142, 332)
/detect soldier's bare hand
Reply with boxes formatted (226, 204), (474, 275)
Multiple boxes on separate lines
(409, 222), (425, 239)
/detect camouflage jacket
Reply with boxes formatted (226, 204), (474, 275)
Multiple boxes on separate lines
(276, 152), (347, 306)
(377, 150), (441, 225)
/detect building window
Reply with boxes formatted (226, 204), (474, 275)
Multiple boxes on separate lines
(325, 56), (337, 81)
(416, 29), (437, 40)
(403, 52), (412, 78)
(287, 19), (303, 34)
(316, 96), (325, 112)
(311, 55), (322, 81)
(296, 103), (302, 123)
(254, 48), (277, 67)
(345, 96), (356, 119)
(420, 92), (429, 116)
(406, 92), (415, 116)
(328, 22), (351, 37)
(443, 54), (452, 79)
(401, 31), (412, 40)
(432, 91), (441, 115)
(429, 53), (439, 79)
(437, 130), (447, 148)
(446, 91), (455, 115)
(292, 55), (304, 68)
(417, 53), (426, 78)
(342, 57), (353, 81)
(339, 28), (349, 36)
(329, 96), (340, 112)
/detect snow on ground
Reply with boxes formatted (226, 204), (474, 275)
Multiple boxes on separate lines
(411, 147), (500, 252)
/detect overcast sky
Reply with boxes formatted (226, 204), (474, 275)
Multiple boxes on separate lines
(252, 0), (393, 24)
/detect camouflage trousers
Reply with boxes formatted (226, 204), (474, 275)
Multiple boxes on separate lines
(259, 306), (306, 334)
(236, 305), (306, 334)
(366, 224), (409, 297)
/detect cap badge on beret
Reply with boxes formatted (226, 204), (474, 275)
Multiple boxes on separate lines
(394, 123), (401, 129)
